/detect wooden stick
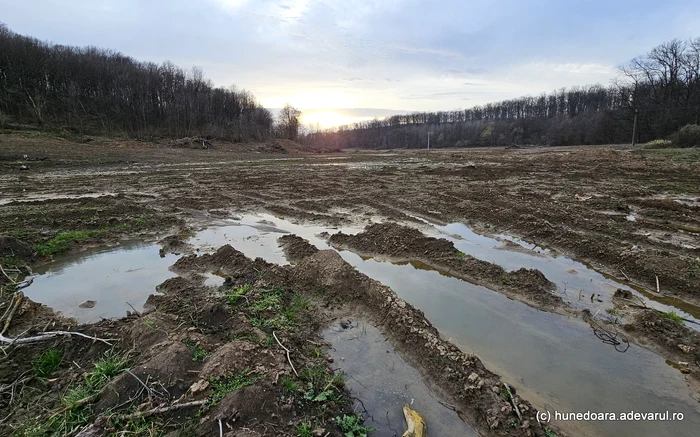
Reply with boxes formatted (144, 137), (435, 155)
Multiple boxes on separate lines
(272, 331), (298, 377)
(503, 383), (522, 421)
(120, 399), (207, 419)
(1, 293), (23, 336)
(0, 264), (17, 285)
(218, 419), (223, 437)
(656, 276), (660, 294)
(0, 330), (113, 346)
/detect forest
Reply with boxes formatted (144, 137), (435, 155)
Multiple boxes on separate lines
(0, 23), (273, 141)
(302, 38), (700, 149)
(1, 22), (699, 148)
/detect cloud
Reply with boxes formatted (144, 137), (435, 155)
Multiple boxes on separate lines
(1, 0), (697, 113)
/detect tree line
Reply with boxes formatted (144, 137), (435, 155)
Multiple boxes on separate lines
(0, 23), (273, 140)
(302, 37), (700, 149)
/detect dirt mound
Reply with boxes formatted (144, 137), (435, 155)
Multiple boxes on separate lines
(278, 234), (319, 263)
(289, 249), (559, 437)
(0, 236), (34, 261)
(624, 310), (700, 365)
(166, 136), (213, 149)
(329, 223), (561, 311)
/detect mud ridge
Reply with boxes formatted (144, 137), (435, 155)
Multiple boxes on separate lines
(329, 222), (563, 311)
(285, 235), (565, 437)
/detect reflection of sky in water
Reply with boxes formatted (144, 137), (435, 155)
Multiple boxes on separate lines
(22, 214), (700, 437)
(324, 321), (478, 437)
(338, 251), (700, 437)
(429, 222), (700, 323)
(26, 242), (178, 323)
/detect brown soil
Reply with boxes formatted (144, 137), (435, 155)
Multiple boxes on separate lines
(286, 239), (562, 437)
(329, 223), (562, 311)
(2, 134), (699, 436)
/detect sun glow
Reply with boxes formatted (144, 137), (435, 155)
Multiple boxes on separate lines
(300, 111), (352, 129)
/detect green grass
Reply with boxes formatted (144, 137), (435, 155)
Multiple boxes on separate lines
(296, 422), (313, 437)
(183, 339), (209, 362)
(336, 414), (373, 437)
(226, 284), (251, 304)
(241, 286), (307, 331)
(660, 311), (684, 324)
(281, 376), (298, 393)
(209, 369), (257, 406)
(35, 231), (92, 255)
(18, 350), (130, 436)
(33, 348), (63, 377)
(456, 251), (466, 259)
(231, 332), (260, 342)
(545, 429), (559, 437)
(300, 366), (344, 403)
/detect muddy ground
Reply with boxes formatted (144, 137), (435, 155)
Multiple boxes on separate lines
(1, 131), (700, 435)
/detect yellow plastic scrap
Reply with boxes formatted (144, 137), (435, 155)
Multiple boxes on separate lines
(402, 403), (428, 437)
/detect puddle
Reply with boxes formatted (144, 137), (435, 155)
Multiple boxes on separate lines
(324, 319), (477, 437)
(188, 213), (363, 264)
(337, 252), (700, 437)
(203, 272), (226, 287)
(25, 242), (178, 323)
(429, 221), (700, 323)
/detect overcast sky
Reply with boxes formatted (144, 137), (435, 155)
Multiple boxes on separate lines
(2, 0), (699, 125)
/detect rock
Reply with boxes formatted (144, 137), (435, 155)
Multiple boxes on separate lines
(189, 379), (210, 394)
(79, 300), (97, 308)
(327, 356), (334, 363)
(467, 372), (479, 383)
(312, 427), (326, 437)
(492, 386), (500, 394)
(678, 344), (693, 353)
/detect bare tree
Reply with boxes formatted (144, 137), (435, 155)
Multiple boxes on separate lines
(277, 103), (302, 141)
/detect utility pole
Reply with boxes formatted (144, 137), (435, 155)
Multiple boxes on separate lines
(427, 131), (431, 151)
(631, 108), (638, 148)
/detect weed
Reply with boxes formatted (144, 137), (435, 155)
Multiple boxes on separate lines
(660, 311), (684, 324)
(336, 414), (373, 437)
(312, 348), (322, 358)
(35, 231), (92, 255)
(209, 369), (257, 406)
(499, 274), (513, 285)
(296, 422), (313, 437)
(545, 429), (559, 437)
(281, 376), (298, 393)
(34, 348), (63, 377)
(226, 283), (251, 304)
(605, 308), (619, 316)
(499, 384), (509, 399)
(688, 261), (699, 278)
(456, 251), (466, 259)
(300, 366), (343, 403)
(231, 332), (260, 342)
(261, 336), (275, 347)
(183, 339), (209, 362)
(84, 350), (131, 390)
(143, 319), (157, 330)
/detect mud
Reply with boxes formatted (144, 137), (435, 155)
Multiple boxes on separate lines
(3, 135), (700, 436)
(330, 223), (562, 311)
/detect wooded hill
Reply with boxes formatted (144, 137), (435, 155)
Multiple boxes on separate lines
(302, 38), (700, 149)
(0, 24), (273, 141)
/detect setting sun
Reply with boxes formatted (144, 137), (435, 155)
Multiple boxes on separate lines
(300, 110), (351, 129)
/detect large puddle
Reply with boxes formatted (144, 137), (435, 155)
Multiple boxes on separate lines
(338, 252), (700, 437)
(25, 242), (178, 323)
(324, 319), (477, 437)
(20, 214), (700, 436)
(429, 221), (700, 323)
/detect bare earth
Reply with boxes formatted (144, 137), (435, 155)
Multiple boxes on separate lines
(1, 132), (699, 436)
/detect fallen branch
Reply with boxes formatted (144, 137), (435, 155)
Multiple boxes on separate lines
(218, 418), (223, 437)
(120, 399), (207, 419)
(1, 293), (24, 336)
(0, 264), (17, 284)
(656, 275), (660, 294)
(503, 383), (522, 421)
(1, 330), (113, 346)
(272, 331), (298, 377)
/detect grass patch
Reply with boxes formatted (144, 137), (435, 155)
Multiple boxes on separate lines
(240, 286), (307, 332)
(660, 311), (684, 324)
(183, 339), (209, 362)
(296, 421), (313, 437)
(35, 231), (93, 255)
(336, 414), (373, 437)
(281, 376), (298, 393)
(209, 369), (258, 406)
(33, 348), (63, 377)
(300, 366), (344, 404)
(19, 350), (130, 436)
(226, 284), (251, 304)
(456, 251), (466, 259)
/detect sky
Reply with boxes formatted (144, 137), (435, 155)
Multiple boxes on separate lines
(2, 0), (699, 127)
